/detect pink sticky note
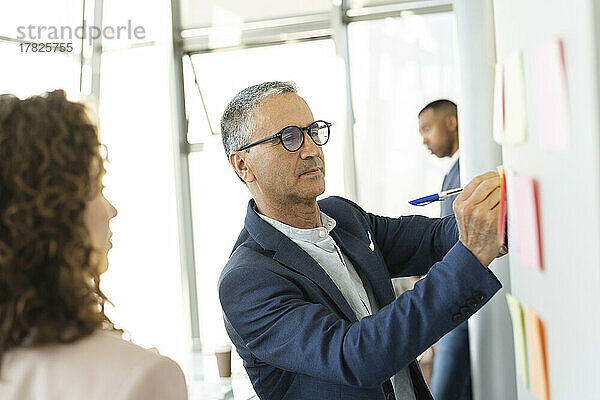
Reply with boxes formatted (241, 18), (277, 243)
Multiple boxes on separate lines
(511, 173), (543, 269)
(497, 166), (507, 246)
(505, 169), (518, 251)
(493, 64), (504, 144)
(533, 38), (570, 150)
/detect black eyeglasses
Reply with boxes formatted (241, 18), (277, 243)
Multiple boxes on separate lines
(237, 120), (332, 152)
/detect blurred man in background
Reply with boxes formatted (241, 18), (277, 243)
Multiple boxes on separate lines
(419, 99), (470, 400)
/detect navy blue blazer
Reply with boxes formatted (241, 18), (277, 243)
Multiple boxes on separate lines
(218, 196), (501, 400)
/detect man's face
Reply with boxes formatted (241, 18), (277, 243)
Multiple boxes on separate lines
(418, 108), (456, 158)
(242, 93), (326, 206)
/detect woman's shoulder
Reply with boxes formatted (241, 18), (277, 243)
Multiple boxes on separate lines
(4, 329), (184, 377)
(0, 330), (187, 400)
(79, 330), (161, 358)
(71, 330), (183, 373)
(82, 331), (187, 399)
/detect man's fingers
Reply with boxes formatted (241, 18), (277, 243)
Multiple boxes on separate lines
(481, 186), (501, 210)
(457, 171), (499, 202)
(464, 175), (500, 206)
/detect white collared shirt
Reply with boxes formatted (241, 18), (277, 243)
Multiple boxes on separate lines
(446, 149), (459, 175)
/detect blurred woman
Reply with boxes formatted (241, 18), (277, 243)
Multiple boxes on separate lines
(0, 90), (187, 400)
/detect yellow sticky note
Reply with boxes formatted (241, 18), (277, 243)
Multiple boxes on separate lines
(505, 293), (528, 388)
(525, 307), (550, 400)
(504, 51), (527, 144)
(493, 64), (504, 144)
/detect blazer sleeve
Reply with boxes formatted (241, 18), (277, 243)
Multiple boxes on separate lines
(121, 355), (188, 400)
(219, 242), (501, 388)
(366, 212), (459, 277)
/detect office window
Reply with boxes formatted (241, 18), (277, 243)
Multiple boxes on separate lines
(101, 0), (163, 51)
(0, 0), (103, 99)
(0, 42), (81, 98)
(0, 0), (83, 39)
(97, 43), (190, 371)
(347, 0), (452, 11)
(2, 0), (190, 379)
(348, 12), (458, 218)
(178, 0), (333, 30)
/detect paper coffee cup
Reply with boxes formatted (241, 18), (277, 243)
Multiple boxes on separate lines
(215, 344), (232, 378)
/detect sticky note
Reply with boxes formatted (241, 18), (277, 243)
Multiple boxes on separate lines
(504, 51), (527, 144)
(533, 38), (570, 150)
(510, 172), (543, 269)
(525, 307), (550, 400)
(497, 165), (507, 246)
(493, 64), (504, 144)
(506, 293), (528, 388)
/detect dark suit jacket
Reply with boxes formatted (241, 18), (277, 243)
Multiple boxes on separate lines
(441, 157), (460, 217)
(218, 196), (501, 400)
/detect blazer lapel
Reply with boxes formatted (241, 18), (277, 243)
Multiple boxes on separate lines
(244, 200), (357, 323)
(330, 227), (397, 307)
(273, 242), (358, 322)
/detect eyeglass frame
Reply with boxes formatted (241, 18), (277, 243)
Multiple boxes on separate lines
(236, 120), (332, 152)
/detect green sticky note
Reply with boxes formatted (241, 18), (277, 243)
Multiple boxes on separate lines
(506, 293), (529, 387)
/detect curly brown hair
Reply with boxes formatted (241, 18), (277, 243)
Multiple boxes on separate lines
(0, 90), (118, 370)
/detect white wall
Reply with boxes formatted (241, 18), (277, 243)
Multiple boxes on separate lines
(493, 0), (600, 398)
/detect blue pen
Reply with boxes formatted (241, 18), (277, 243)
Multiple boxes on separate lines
(409, 187), (463, 206)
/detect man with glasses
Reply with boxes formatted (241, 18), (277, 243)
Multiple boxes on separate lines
(218, 81), (504, 400)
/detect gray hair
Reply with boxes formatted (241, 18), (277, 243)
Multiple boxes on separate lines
(220, 81), (297, 158)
